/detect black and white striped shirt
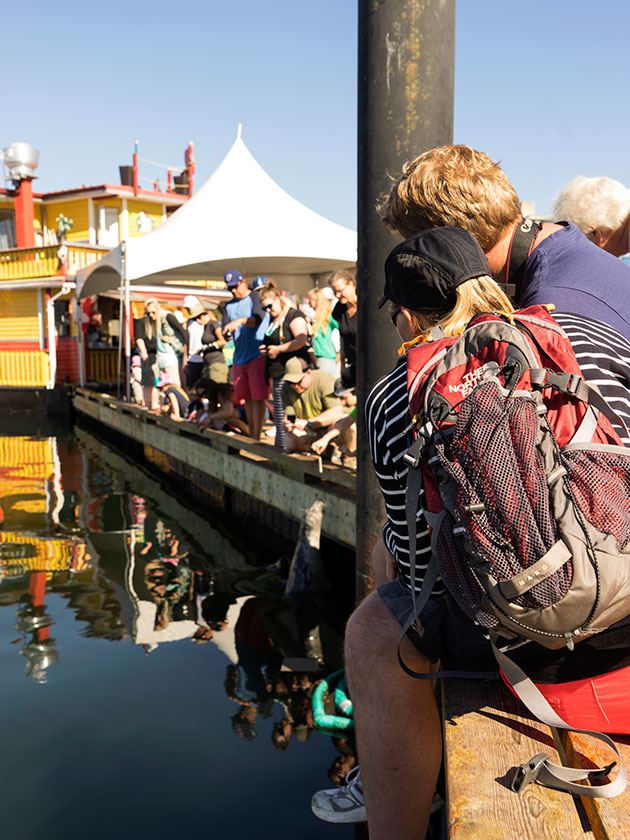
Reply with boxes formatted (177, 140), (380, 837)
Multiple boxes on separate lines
(365, 312), (630, 595)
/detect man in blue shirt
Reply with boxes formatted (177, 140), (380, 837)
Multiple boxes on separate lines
(377, 144), (630, 342)
(222, 269), (269, 441)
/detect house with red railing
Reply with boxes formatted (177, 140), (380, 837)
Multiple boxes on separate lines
(0, 142), (194, 390)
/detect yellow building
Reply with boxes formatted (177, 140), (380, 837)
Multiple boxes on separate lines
(0, 146), (191, 388)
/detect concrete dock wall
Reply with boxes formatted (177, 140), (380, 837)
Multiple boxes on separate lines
(73, 389), (356, 549)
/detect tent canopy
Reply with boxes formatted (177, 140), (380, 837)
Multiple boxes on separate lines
(77, 130), (356, 299)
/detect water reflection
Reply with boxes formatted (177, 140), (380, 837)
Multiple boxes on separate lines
(0, 425), (356, 838)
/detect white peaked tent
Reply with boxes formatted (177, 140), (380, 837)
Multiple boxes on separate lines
(76, 128), (356, 299)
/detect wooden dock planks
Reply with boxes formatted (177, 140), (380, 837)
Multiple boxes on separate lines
(443, 679), (595, 838)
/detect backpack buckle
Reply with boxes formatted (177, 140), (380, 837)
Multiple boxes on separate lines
(511, 753), (549, 793)
(545, 371), (583, 396)
(403, 436), (425, 469)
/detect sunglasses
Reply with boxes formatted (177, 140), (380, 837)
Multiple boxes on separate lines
(262, 302), (274, 311)
(389, 304), (402, 327)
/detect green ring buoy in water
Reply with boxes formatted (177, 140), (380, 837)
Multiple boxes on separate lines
(312, 669), (354, 732)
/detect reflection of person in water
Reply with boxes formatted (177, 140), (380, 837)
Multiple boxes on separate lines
(328, 748), (357, 785)
(136, 517), (196, 631)
(189, 572), (236, 643)
(231, 705), (258, 741)
(143, 558), (192, 631)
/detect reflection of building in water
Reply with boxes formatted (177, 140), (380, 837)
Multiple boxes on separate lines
(0, 435), (129, 680)
(0, 436), (88, 574)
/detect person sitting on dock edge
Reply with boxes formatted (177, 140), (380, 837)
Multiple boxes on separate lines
(377, 144), (630, 342)
(311, 227), (630, 837)
(553, 175), (630, 258)
(280, 358), (346, 455)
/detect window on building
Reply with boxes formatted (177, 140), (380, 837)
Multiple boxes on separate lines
(96, 205), (119, 246)
(0, 209), (16, 249)
(54, 299), (72, 337)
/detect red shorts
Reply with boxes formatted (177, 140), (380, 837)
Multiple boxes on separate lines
(233, 356), (269, 402)
(501, 664), (630, 734)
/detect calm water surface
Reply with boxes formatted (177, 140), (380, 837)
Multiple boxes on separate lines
(0, 422), (353, 840)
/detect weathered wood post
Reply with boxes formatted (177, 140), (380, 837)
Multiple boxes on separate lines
(356, 0), (455, 602)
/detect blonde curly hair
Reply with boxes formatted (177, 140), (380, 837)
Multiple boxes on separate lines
(377, 145), (522, 252)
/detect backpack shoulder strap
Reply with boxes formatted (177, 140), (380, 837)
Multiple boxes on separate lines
(494, 646), (628, 798)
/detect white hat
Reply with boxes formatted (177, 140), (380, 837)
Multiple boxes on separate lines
(184, 295), (200, 309)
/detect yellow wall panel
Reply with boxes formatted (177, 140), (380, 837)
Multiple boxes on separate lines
(0, 350), (49, 385)
(0, 289), (40, 341)
(127, 199), (164, 238)
(44, 199), (90, 242)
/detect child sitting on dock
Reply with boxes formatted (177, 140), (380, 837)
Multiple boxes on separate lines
(195, 378), (249, 436)
(156, 373), (189, 420)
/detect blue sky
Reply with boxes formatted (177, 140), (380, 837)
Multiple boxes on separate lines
(3, 1), (629, 229)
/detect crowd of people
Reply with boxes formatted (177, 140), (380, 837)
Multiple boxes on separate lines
(125, 145), (630, 836)
(130, 270), (358, 467)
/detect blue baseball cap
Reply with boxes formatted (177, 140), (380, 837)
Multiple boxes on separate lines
(252, 276), (268, 290)
(224, 269), (244, 288)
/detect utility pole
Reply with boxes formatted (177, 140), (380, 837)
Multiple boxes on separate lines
(355, 0), (455, 601)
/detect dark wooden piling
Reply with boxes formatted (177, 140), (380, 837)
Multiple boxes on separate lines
(355, 0), (455, 602)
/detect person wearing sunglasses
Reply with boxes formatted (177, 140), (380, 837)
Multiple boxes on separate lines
(258, 288), (309, 448)
(330, 269), (358, 388)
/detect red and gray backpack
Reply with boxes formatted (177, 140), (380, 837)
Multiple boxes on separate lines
(401, 304), (630, 797)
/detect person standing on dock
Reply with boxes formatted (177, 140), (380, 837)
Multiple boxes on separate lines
(185, 304), (211, 389)
(259, 287), (309, 449)
(331, 270), (357, 388)
(221, 270), (269, 441)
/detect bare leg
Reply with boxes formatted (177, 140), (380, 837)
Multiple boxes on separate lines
(345, 590), (442, 840)
(244, 400), (256, 439)
(246, 399), (266, 441)
(283, 430), (311, 453)
(143, 385), (159, 410)
(371, 537), (398, 588)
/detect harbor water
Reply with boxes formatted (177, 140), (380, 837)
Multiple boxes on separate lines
(0, 419), (354, 839)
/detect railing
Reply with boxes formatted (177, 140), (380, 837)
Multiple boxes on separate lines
(0, 350), (49, 386)
(86, 348), (122, 383)
(163, 278), (227, 290)
(0, 244), (108, 281)
(0, 533), (78, 576)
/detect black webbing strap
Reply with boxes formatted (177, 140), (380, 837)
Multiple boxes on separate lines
(398, 441), (497, 681)
(505, 218), (542, 303)
(543, 370), (630, 438)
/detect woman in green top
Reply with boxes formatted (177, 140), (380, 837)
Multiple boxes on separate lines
(308, 289), (339, 376)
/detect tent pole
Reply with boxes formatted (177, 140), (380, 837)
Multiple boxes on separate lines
(75, 292), (85, 387)
(117, 281), (124, 399)
(122, 241), (131, 402)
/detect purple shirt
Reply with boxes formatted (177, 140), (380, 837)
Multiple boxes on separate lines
(521, 223), (630, 342)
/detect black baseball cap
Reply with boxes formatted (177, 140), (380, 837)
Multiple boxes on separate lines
(378, 227), (492, 311)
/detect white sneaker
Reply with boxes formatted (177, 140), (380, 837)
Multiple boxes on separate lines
(311, 765), (444, 825)
(311, 766), (366, 824)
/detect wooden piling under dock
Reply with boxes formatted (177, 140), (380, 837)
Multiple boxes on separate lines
(73, 388), (356, 549)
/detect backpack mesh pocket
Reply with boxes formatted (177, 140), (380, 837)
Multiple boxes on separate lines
(430, 380), (571, 611)
(563, 448), (630, 550)
(433, 513), (498, 629)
